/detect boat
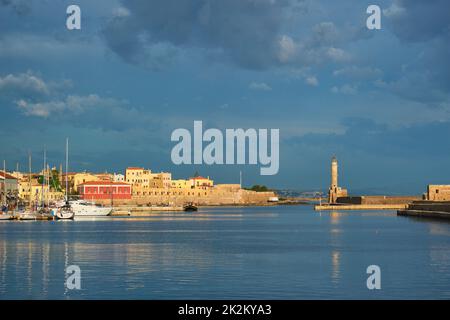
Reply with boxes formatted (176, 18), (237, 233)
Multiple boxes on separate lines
(0, 213), (13, 220)
(55, 138), (74, 220)
(16, 211), (37, 221)
(70, 200), (112, 217)
(55, 202), (74, 220)
(183, 203), (198, 212)
(35, 207), (54, 220)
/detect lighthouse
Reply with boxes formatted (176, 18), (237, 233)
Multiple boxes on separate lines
(328, 156), (347, 204)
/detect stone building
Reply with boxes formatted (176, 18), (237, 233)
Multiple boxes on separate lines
(426, 185), (450, 201)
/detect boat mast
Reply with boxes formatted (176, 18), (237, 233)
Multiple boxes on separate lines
(41, 146), (46, 207)
(28, 152), (32, 210)
(2, 160), (6, 208)
(65, 138), (69, 203)
(47, 163), (50, 208)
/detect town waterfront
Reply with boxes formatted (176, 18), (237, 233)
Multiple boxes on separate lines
(1, 205), (450, 300)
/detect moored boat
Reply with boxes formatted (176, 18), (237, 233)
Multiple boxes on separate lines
(183, 203), (198, 212)
(16, 211), (37, 221)
(55, 204), (74, 220)
(0, 213), (13, 220)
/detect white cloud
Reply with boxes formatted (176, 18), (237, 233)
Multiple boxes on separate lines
(383, 3), (406, 18)
(15, 94), (116, 118)
(333, 66), (383, 80)
(249, 82), (272, 91)
(331, 84), (357, 95)
(305, 76), (319, 86)
(0, 72), (50, 96)
(326, 47), (351, 62)
(277, 35), (297, 63)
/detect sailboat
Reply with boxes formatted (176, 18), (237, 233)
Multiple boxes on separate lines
(55, 138), (74, 220)
(0, 161), (14, 220)
(36, 147), (53, 221)
(16, 153), (38, 221)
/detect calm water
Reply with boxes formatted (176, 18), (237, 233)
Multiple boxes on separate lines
(1, 205), (450, 299)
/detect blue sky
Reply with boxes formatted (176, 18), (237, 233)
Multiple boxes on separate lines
(0, 0), (449, 194)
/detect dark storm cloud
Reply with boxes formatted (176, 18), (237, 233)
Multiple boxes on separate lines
(102, 0), (300, 70)
(384, 0), (450, 42)
(381, 0), (450, 107)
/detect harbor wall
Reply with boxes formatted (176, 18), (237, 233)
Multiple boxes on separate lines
(337, 195), (419, 205)
(93, 185), (276, 206)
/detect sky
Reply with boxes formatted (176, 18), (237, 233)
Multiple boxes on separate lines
(0, 0), (449, 194)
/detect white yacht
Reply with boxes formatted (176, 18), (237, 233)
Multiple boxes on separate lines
(68, 200), (112, 217)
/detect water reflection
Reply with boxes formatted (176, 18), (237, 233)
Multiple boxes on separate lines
(0, 206), (450, 299)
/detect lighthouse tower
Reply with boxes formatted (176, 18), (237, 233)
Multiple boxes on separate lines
(328, 156), (347, 203)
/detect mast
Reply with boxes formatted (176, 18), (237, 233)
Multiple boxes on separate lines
(28, 152), (32, 210)
(47, 164), (51, 207)
(2, 160), (6, 207)
(41, 146), (46, 207)
(65, 138), (69, 203)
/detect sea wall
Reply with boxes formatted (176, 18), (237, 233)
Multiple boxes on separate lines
(337, 195), (419, 205)
(93, 185), (276, 206)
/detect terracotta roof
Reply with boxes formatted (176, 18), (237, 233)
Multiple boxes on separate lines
(79, 181), (130, 186)
(0, 171), (17, 180)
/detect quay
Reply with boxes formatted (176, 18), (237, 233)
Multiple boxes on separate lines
(111, 205), (184, 216)
(315, 204), (408, 211)
(398, 201), (450, 220)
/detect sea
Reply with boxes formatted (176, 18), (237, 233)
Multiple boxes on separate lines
(1, 205), (450, 299)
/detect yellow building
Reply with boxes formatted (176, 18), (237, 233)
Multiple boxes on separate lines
(189, 176), (214, 189)
(126, 167), (173, 195)
(72, 173), (101, 192)
(171, 179), (191, 189)
(19, 183), (64, 204)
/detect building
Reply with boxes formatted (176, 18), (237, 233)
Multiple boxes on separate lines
(426, 185), (450, 201)
(19, 184), (64, 204)
(189, 176), (214, 189)
(0, 171), (19, 199)
(328, 156), (348, 203)
(72, 172), (101, 192)
(78, 181), (132, 200)
(125, 167), (173, 195)
(95, 172), (113, 181)
(151, 172), (172, 188)
(113, 173), (125, 182)
(171, 179), (191, 189)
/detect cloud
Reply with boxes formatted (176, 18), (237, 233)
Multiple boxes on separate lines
(305, 76), (318, 86)
(331, 84), (357, 95)
(16, 94), (118, 118)
(0, 72), (50, 98)
(333, 66), (383, 80)
(249, 82), (272, 91)
(0, 72), (162, 132)
(101, 0), (367, 70)
(288, 117), (450, 158)
(384, 0), (450, 42)
(326, 47), (351, 63)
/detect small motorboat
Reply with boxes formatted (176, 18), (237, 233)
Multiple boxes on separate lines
(183, 203), (198, 212)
